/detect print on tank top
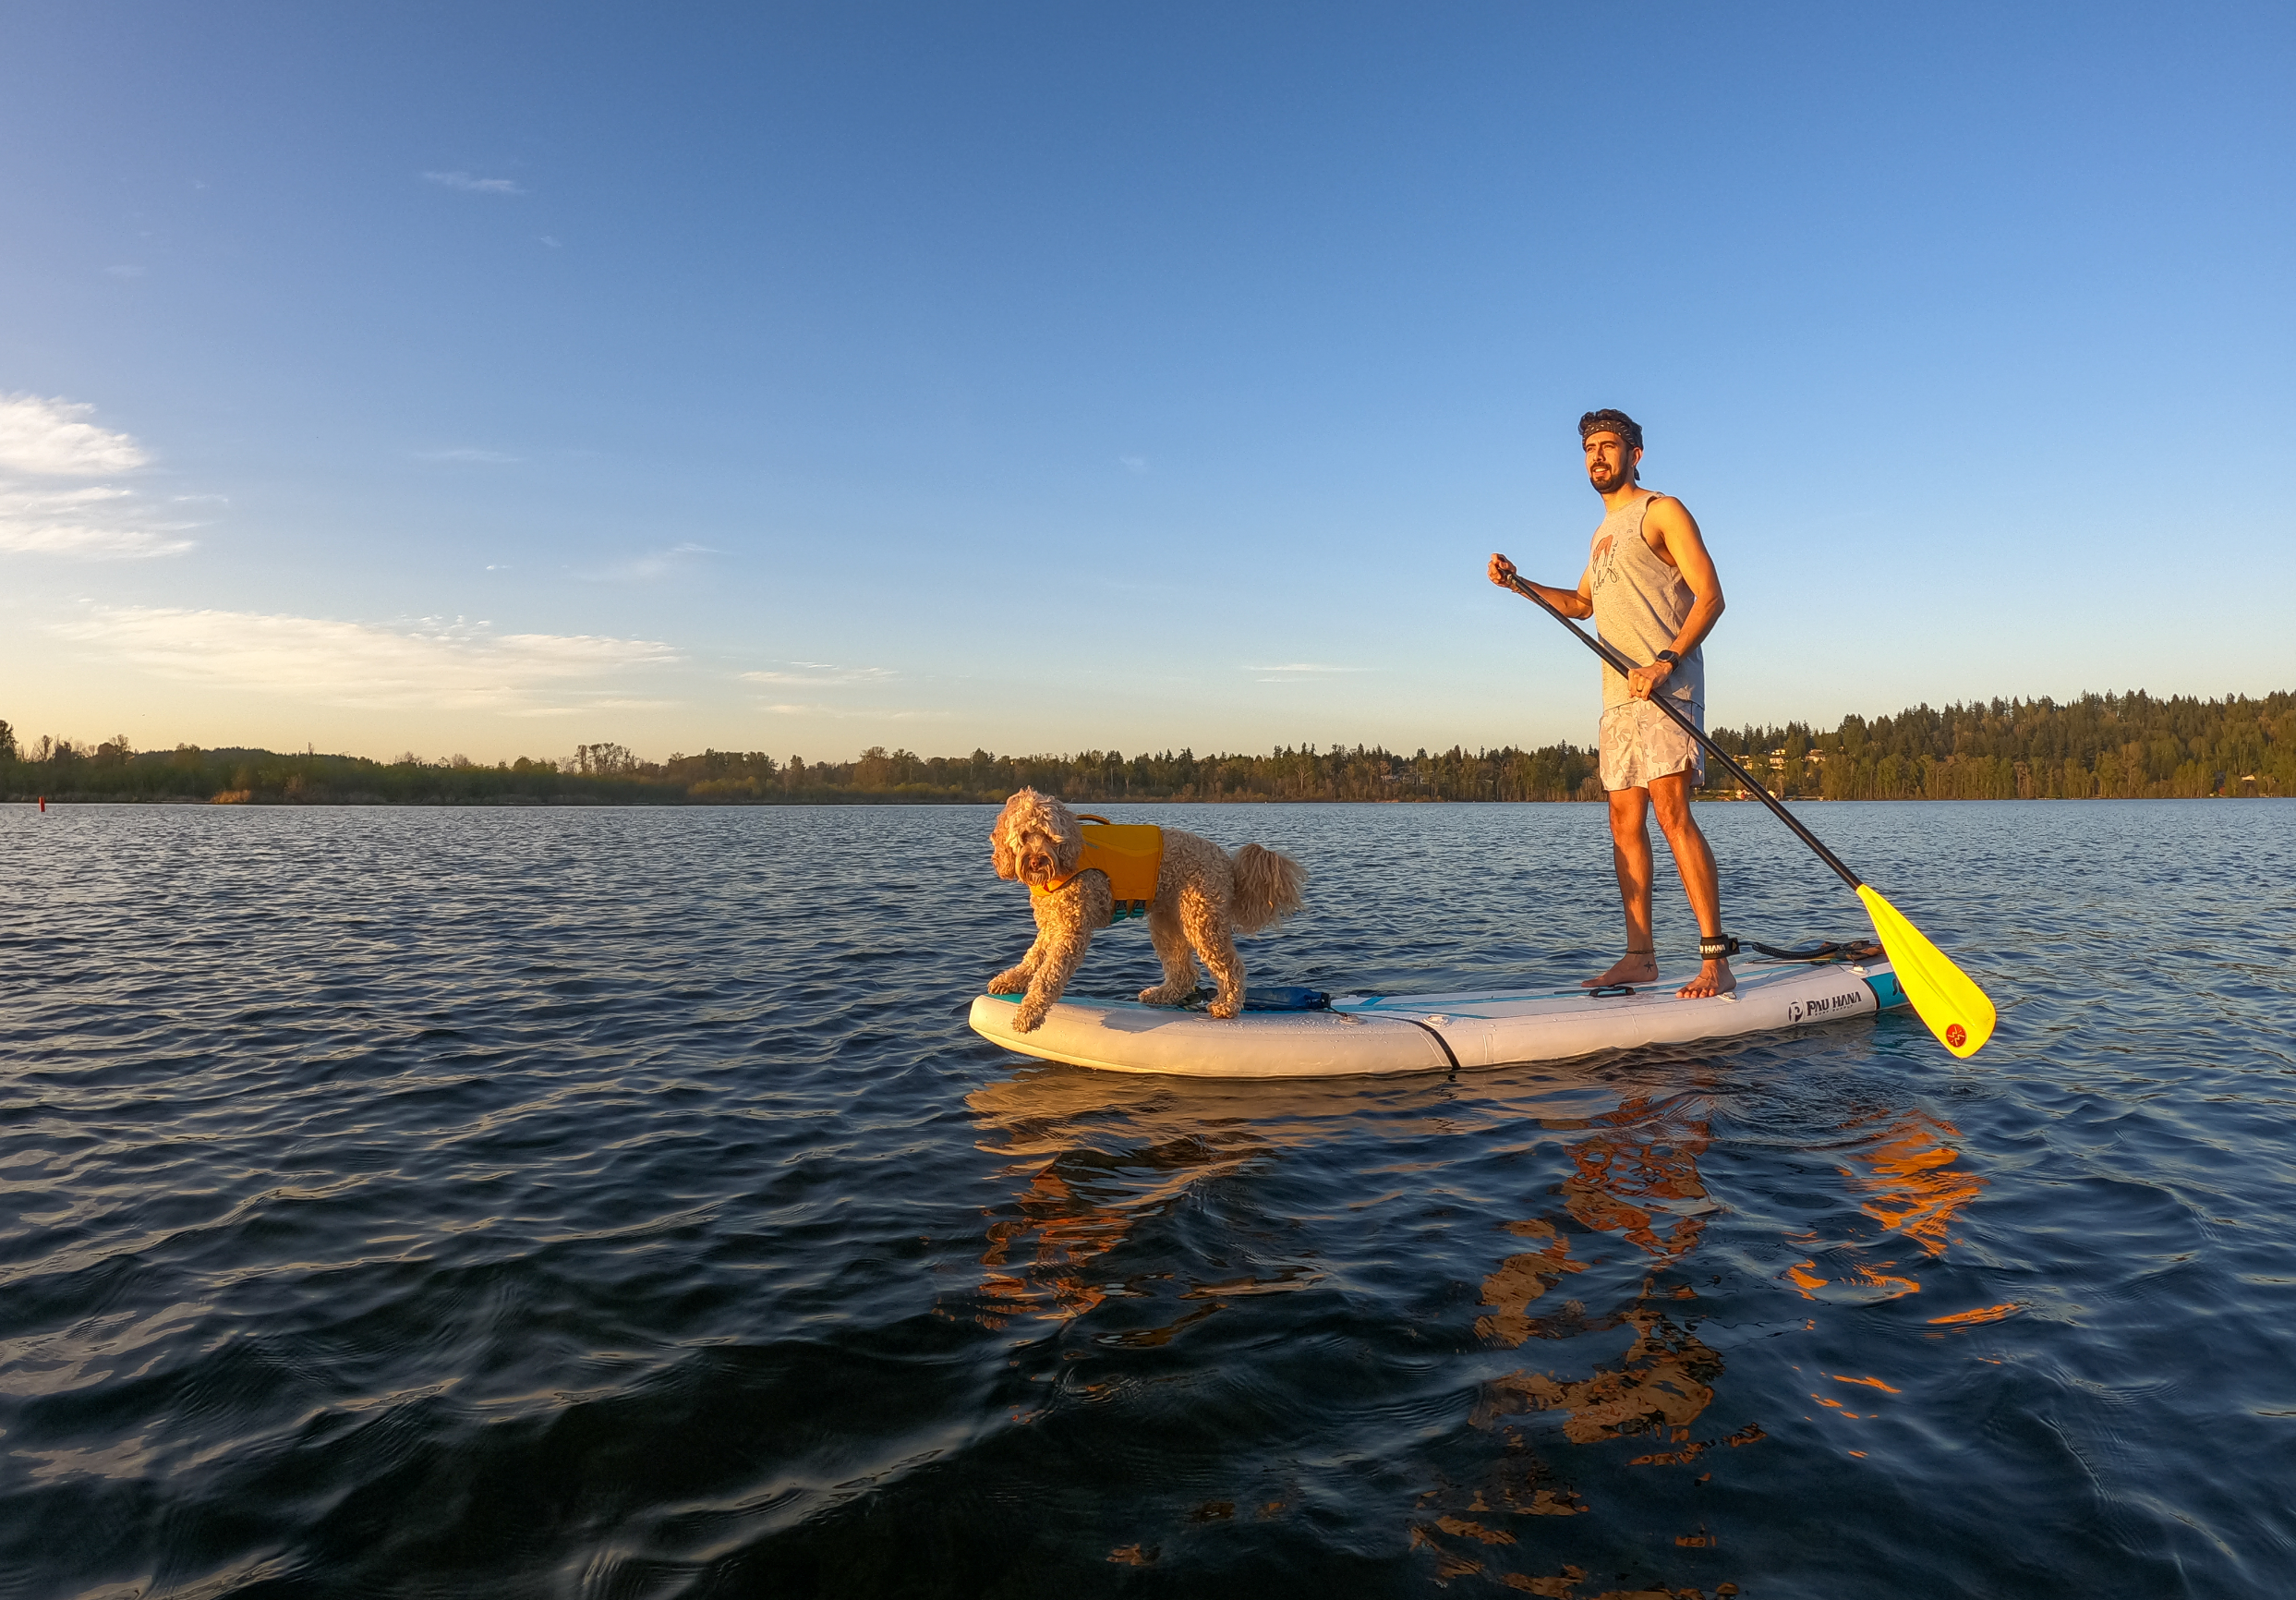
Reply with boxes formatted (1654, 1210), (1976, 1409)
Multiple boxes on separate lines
(1585, 492), (1704, 711)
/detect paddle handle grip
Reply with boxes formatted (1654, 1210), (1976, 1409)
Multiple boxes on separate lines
(1503, 573), (1867, 893)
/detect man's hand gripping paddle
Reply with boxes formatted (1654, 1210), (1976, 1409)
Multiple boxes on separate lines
(1502, 573), (1997, 1057)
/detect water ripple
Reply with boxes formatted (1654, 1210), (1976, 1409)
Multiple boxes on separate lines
(3, 800), (2294, 1596)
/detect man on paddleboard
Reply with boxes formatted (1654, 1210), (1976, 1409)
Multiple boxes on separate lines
(1488, 409), (1734, 999)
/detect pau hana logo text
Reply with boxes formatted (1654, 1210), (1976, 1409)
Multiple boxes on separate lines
(1786, 988), (1868, 1024)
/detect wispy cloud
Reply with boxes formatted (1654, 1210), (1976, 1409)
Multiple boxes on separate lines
(413, 447), (520, 464)
(758, 702), (944, 720)
(576, 542), (718, 582)
(0, 394), (191, 559)
(1247, 661), (1372, 683)
(744, 657), (932, 721)
(504, 695), (681, 719)
(739, 661), (896, 687)
(53, 607), (679, 712)
(0, 486), (197, 560)
(422, 170), (524, 195)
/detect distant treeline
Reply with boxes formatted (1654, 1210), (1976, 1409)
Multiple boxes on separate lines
(1, 690), (2289, 806)
(1710, 690), (2294, 801)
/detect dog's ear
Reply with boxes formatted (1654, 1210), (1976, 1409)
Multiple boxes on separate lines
(1045, 794), (1084, 877)
(990, 793), (1022, 879)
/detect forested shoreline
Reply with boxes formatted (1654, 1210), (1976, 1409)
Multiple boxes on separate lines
(2, 690), (2288, 806)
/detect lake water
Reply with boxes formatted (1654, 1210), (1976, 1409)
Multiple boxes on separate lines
(4, 799), (2293, 1599)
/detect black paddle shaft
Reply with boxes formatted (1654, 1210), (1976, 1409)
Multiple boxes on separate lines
(1504, 573), (1866, 892)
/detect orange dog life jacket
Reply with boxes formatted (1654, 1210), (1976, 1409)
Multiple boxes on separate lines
(1032, 816), (1164, 917)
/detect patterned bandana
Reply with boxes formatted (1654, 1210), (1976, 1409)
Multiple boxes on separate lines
(1577, 409), (1644, 452)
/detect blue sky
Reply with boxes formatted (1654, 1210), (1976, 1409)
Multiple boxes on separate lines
(4, 1), (2290, 764)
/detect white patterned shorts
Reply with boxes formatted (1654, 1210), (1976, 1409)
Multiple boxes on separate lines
(1599, 697), (1705, 792)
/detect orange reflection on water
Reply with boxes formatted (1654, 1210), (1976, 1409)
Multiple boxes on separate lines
(1418, 1091), (1760, 1594)
(977, 1167), (1135, 1324)
(1846, 1262), (1921, 1298)
(1782, 1109), (1989, 1304)
(1476, 1219), (1589, 1349)
(1558, 1095), (1715, 1264)
(1927, 1302), (2021, 1327)
(1843, 1109), (1988, 1255)
(1492, 1563), (1743, 1598)
(1475, 1306), (1723, 1447)
(961, 1073), (1282, 1328)
(963, 1071), (1917, 1598)
(967, 1139), (1268, 1328)
(1473, 1095), (1729, 1457)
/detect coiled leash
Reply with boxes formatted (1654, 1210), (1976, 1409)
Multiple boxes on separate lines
(1583, 934), (1882, 997)
(1744, 938), (1884, 964)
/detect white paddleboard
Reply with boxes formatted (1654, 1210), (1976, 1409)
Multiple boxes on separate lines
(969, 958), (1909, 1078)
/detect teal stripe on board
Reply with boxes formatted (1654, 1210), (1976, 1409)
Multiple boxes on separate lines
(1864, 969), (1910, 1009)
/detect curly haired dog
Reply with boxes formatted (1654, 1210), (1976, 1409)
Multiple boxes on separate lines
(988, 789), (1307, 1032)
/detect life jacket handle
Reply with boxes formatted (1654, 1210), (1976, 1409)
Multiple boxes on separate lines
(1036, 818), (1112, 892)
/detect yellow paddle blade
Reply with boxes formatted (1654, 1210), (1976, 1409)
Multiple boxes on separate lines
(1856, 883), (1996, 1057)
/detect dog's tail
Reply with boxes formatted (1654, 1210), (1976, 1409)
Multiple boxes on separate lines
(1228, 843), (1307, 933)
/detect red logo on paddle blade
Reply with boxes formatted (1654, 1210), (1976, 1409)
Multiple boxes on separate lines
(1946, 1024), (1967, 1049)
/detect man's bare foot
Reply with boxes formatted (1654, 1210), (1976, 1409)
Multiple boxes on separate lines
(1583, 951), (1660, 988)
(1676, 959), (1736, 999)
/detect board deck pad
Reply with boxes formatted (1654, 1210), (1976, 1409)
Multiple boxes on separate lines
(970, 958), (1908, 1078)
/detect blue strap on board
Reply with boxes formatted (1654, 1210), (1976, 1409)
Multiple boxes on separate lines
(1180, 986), (1330, 1012)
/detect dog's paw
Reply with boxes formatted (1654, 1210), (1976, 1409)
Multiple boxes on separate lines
(987, 968), (1028, 995)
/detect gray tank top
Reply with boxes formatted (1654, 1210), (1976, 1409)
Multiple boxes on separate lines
(1585, 491), (1703, 710)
